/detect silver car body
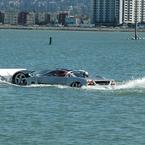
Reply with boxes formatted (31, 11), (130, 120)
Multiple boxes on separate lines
(32, 69), (88, 87)
(0, 68), (88, 87)
(0, 68), (115, 87)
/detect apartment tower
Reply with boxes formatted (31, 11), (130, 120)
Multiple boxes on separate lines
(124, 0), (145, 24)
(92, 0), (123, 26)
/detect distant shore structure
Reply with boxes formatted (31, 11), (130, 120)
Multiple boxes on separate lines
(0, 0), (145, 28)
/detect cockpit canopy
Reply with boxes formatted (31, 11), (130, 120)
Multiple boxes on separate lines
(34, 69), (89, 78)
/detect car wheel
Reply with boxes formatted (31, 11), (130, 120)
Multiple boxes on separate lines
(70, 82), (82, 88)
(12, 72), (28, 86)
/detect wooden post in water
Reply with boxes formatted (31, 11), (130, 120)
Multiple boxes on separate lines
(49, 37), (52, 45)
(134, 0), (138, 40)
(135, 21), (137, 40)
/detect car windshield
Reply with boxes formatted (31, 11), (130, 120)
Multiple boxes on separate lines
(72, 71), (89, 78)
(47, 70), (68, 77)
(96, 75), (105, 80)
(32, 69), (70, 77)
(31, 70), (50, 76)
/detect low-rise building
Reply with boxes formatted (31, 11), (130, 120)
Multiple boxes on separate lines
(58, 12), (68, 26)
(65, 16), (76, 26)
(0, 11), (4, 24)
(4, 11), (18, 25)
(35, 12), (51, 25)
(18, 12), (28, 25)
(26, 12), (35, 26)
(50, 13), (58, 25)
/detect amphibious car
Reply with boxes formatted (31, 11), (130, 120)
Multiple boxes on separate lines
(0, 68), (115, 87)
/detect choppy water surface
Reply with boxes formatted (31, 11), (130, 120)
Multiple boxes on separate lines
(0, 29), (145, 145)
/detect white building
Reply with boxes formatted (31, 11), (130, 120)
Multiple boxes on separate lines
(26, 12), (35, 25)
(124, 0), (145, 24)
(36, 12), (47, 23)
(4, 11), (18, 25)
(36, 12), (51, 25)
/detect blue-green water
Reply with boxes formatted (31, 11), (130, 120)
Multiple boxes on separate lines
(0, 29), (145, 145)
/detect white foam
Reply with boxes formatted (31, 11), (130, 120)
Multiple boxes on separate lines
(0, 77), (145, 91)
(82, 77), (145, 91)
(0, 68), (26, 76)
(27, 84), (69, 89)
(115, 77), (145, 90)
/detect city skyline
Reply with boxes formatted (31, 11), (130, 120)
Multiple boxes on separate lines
(0, 0), (145, 26)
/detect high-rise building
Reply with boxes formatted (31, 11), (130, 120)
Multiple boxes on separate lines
(141, 0), (145, 22)
(123, 0), (145, 24)
(92, 0), (96, 25)
(91, 0), (123, 26)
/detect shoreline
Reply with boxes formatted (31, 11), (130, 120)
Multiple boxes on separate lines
(0, 24), (145, 32)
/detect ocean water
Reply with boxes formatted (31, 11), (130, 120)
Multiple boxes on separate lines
(0, 29), (145, 145)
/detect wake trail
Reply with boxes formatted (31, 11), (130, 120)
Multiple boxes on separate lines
(115, 77), (145, 90)
(83, 77), (145, 91)
(0, 77), (145, 91)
